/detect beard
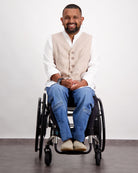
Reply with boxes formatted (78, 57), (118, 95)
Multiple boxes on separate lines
(65, 23), (81, 34)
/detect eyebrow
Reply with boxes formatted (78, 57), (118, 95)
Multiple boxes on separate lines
(64, 14), (80, 18)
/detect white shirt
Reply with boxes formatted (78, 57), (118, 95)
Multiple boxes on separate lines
(43, 30), (98, 90)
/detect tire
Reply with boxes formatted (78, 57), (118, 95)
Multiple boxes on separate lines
(93, 114), (102, 165)
(93, 116), (102, 150)
(98, 98), (106, 152)
(95, 152), (101, 166)
(39, 93), (47, 159)
(44, 147), (52, 166)
(35, 98), (41, 152)
(93, 98), (106, 166)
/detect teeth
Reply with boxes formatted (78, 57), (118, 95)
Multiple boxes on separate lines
(68, 24), (75, 26)
(68, 24), (75, 27)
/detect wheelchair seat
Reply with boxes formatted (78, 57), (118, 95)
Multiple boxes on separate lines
(35, 92), (106, 166)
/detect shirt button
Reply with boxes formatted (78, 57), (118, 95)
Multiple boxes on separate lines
(72, 65), (75, 68)
(71, 57), (74, 60)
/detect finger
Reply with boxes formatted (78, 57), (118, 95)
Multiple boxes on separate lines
(70, 84), (78, 90)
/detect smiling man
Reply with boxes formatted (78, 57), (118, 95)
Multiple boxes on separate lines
(61, 5), (84, 42)
(43, 4), (97, 151)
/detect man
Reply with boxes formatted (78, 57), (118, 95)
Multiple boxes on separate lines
(43, 4), (97, 151)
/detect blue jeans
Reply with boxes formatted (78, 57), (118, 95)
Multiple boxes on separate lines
(46, 84), (95, 142)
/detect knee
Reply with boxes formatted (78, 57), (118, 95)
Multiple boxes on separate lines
(46, 84), (68, 104)
(76, 87), (94, 99)
(47, 84), (65, 95)
(74, 87), (95, 107)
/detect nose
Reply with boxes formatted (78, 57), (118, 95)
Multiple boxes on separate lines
(69, 17), (75, 23)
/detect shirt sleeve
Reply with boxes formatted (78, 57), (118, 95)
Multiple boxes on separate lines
(81, 37), (99, 89)
(43, 36), (60, 81)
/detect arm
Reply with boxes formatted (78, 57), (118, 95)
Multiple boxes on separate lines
(43, 36), (60, 81)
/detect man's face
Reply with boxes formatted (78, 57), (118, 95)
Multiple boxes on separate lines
(61, 8), (84, 35)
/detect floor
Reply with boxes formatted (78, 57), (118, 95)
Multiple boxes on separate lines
(0, 139), (138, 173)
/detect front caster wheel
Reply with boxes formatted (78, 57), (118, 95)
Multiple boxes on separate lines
(95, 152), (101, 166)
(44, 147), (52, 166)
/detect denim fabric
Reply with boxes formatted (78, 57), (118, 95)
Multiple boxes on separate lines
(46, 84), (95, 142)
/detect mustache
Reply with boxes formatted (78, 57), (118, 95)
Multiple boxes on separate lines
(67, 23), (77, 26)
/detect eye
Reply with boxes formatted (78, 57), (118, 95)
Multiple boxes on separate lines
(73, 16), (78, 19)
(64, 16), (70, 20)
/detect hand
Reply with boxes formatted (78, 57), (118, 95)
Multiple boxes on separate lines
(69, 80), (80, 90)
(70, 79), (88, 90)
(61, 79), (73, 88)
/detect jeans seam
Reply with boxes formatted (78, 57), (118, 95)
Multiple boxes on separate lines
(82, 107), (91, 115)
(52, 101), (64, 112)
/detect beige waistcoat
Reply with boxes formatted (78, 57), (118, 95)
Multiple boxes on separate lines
(52, 32), (92, 80)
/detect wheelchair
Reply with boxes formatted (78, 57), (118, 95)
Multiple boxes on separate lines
(35, 91), (106, 166)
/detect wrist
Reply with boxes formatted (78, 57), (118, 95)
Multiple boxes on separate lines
(57, 78), (64, 85)
(81, 79), (88, 86)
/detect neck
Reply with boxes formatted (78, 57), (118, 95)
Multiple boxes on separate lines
(68, 30), (80, 42)
(68, 34), (75, 42)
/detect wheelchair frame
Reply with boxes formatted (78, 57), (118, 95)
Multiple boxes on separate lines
(35, 92), (106, 166)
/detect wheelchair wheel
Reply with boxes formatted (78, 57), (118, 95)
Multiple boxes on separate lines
(95, 151), (101, 166)
(44, 146), (52, 166)
(93, 98), (106, 166)
(35, 97), (42, 152)
(98, 98), (106, 152)
(93, 116), (102, 166)
(39, 93), (47, 159)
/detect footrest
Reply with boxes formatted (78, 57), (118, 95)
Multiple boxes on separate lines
(54, 143), (92, 155)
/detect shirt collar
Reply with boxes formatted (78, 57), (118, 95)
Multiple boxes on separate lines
(62, 29), (83, 47)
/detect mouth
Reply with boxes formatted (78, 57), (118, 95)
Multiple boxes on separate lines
(65, 23), (80, 34)
(67, 23), (77, 29)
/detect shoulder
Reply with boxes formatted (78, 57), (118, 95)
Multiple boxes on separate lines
(52, 32), (63, 38)
(79, 32), (93, 43)
(44, 32), (63, 47)
(80, 32), (93, 41)
(81, 32), (92, 37)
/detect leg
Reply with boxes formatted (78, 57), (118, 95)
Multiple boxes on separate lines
(72, 87), (95, 142)
(46, 84), (72, 142)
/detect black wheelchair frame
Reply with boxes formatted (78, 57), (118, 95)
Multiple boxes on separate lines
(35, 92), (106, 166)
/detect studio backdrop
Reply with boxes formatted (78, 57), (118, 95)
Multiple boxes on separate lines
(0, 0), (138, 139)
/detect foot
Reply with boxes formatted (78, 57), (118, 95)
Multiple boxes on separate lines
(61, 139), (73, 151)
(73, 140), (87, 151)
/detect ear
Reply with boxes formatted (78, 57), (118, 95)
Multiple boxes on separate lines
(60, 17), (64, 25)
(81, 17), (84, 24)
